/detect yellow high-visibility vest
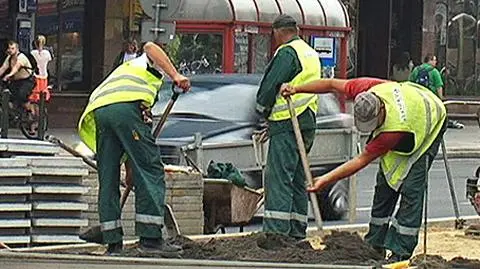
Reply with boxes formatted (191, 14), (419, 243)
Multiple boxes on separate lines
(268, 39), (321, 121)
(370, 81), (446, 190)
(78, 59), (163, 152)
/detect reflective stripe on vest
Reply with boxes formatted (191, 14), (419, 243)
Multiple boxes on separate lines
(78, 61), (163, 152)
(370, 82), (446, 190)
(268, 39), (321, 121)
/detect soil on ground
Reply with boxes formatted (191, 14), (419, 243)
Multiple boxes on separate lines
(37, 226), (480, 267)
(410, 254), (480, 269)
(123, 231), (383, 265)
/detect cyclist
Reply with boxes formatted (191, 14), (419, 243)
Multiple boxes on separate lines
(0, 40), (35, 111)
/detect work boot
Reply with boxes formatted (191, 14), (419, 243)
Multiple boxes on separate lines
(138, 237), (183, 258)
(373, 246), (386, 259)
(105, 241), (123, 256)
(385, 253), (410, 264)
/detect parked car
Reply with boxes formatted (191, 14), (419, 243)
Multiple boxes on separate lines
(152, 74), (354, 221)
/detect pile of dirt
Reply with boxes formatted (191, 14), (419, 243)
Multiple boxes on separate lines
(123, 231), (383, 265)
(410, 254), (480, 269)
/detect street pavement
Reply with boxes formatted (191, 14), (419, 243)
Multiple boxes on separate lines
(2, 124), (480, 268)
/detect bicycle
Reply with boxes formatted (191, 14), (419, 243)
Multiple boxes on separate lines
(0, 82), (48, 139)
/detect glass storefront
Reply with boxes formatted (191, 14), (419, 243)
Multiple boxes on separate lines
(36, 0), (85, 91)
(441, 0), (480, 96)
(166, 33), (223, 76)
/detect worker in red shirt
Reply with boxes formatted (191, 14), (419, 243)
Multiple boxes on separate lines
(281, 78), (447, 262)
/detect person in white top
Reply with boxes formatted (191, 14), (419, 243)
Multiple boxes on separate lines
(30, 35), (52, 103)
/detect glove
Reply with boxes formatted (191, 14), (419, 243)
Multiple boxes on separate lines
(253, 121), (269, 143)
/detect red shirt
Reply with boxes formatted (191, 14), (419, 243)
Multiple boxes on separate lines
(344, 78), (408, 157)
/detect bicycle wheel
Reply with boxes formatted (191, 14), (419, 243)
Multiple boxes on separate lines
(19, 104), (48, 139)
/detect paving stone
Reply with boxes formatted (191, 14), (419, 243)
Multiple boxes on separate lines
(0, 235), (30, 244)
(0, 138), (59, 155)
(32, 218), (89, 227)
(31, 235), (83, 244)
(0, 186), (31, 195)
(32, 202), (88, 211)
(0, 203), (31, 212)
(32, 185), (89, 195)
(0, 219), (30, 228)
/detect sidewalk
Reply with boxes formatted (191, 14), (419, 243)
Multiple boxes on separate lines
(6, 124), (480, 159)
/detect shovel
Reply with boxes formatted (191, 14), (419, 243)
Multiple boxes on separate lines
(286, 96), (323, 232)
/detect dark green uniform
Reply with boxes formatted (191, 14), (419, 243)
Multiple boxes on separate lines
(365, 123), (446, 257)
(94, 101), (165, 244)
(256, 36), (316, 239)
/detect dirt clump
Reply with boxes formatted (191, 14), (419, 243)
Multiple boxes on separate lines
(410, 254), (480, 269)
(122, 231), (383, 265)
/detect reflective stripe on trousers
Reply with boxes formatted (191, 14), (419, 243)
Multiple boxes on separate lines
(136, 213), (164, 226)
(101, 219), (122, 231)
(264, 210), (307, 223)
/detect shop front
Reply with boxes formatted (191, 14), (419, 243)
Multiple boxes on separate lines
(41, 0), (351, 127)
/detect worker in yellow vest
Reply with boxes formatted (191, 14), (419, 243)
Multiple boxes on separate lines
(78, 42), (190, 256)
(281, 78), (446, 262)
(255, 14), (320, 240)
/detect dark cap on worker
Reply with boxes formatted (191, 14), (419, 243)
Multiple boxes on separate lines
(353, 92), (382, 133)
(272, 14), (297, 29)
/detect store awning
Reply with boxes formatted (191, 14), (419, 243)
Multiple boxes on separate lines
(161, 0), (350, 28)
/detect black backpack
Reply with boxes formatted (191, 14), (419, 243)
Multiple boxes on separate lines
(22, 51), (39, 75)
(9, 52), (39, 76)
(415, 66), (432, 88)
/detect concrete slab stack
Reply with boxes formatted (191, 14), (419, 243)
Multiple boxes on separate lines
(165, 172), (204, 235)
(84, 170), (204, 238)
(0, 139), (90, 246)
(0, 159), (32, 244)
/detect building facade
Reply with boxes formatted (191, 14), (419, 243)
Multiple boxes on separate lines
(0, 0), (478, 127)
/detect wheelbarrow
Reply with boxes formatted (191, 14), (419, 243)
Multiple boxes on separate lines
(203, 179), (263, 234)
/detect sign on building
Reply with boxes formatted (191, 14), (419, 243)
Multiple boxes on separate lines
(312, 37), (336, 67)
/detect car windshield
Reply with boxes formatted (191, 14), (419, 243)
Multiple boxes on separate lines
(153, 83), (260, 123)
(159, 117), (239, 139)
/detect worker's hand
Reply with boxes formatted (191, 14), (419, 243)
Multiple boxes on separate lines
(280, 83), (296, 97)
(173, 74), (191, 92)
(2, 74), (11, 82)
(307, 176), (329, 192)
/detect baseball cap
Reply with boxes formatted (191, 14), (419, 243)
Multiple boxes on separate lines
(353, 92), (382, 132)
(272, 14), (297, 29)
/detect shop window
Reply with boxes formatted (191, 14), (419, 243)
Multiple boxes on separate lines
(252, 34), (271, 74)
(166, 33), (223, 76)
(234, 32), (249, 73)
(36, 0), (85, 91)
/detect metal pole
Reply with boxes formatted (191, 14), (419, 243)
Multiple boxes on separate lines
(1, 89), (10, 138)
(423, 157), (429, 261)
(441, 138), (464, 228)
(37, 91), (46, 140)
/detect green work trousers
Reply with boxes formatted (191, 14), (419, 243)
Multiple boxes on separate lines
(94, 101), (165, 244)
(365, 123), (446, 257)
(263, 128), (315, 239)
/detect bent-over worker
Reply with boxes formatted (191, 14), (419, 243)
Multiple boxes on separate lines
(281, 78), (446, 262)
(78, 42), (190, 256)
